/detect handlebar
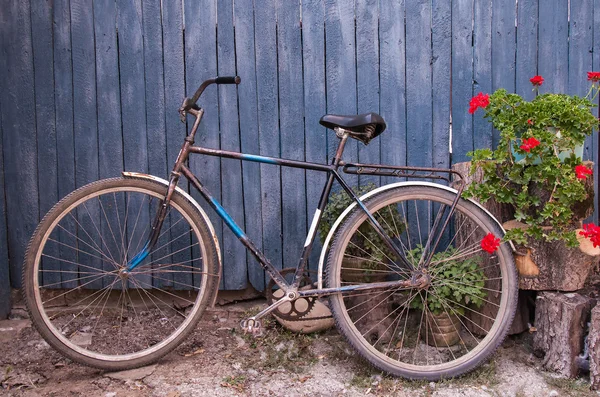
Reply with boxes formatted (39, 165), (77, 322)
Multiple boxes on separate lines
(179, 76), (241, 122)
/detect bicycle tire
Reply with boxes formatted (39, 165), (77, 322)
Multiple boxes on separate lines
(22, 177), (219, 371)
(326, 185), (517, 380)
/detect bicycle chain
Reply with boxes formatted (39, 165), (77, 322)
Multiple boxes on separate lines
(265, 268), (333, 322)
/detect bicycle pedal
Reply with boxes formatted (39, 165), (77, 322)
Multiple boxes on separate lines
(240, 318), (263, 337)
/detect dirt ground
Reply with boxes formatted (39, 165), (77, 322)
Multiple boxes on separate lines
(1, 299), (598, 397)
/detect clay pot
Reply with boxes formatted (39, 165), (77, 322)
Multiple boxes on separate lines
(426, 311), (461, 347)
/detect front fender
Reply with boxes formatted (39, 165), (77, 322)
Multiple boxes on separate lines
(316, 181), (512, 289)
(122, 172), (222, 306)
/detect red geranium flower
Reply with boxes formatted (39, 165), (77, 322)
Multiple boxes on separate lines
(587, 72), (600, 82)
(519, 137), (540, 152)
(575, 164), (593, 179)
(530, 75), (544, 86)
(580, 224), (600, 247)
(481, 233), (501, 254)
(468, 92), (490, 114)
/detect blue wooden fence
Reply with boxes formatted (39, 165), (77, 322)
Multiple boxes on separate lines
(1, 0), (599, 317)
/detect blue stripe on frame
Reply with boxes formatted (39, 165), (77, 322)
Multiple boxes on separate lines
(240, 154), (279, 165)
(210, 198), (246, 239)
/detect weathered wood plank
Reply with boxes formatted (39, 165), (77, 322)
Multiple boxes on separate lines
(31, 0), (59, 287)
(162, 0), (192, 290)
(117, 0), (150, 289)
(516, 0), (538, 101)
(491, 0), (516, 148)
(217, 0), (247, 290)
(379, 0), (406, 184)
(538, 0), (569, 93)
(254, 0), (283, 285)
(568, 0), (594, 160)
(406, 0), (432, 170)
(432, 0), (452, 171)
(53, 0), (77, 290)
(356, 0), (380, 186)
(0, 105), (11, 317)
(326, 0), (358, 186)
(94, 0), (126, 287)
(0, 1), (39, 288)
(473, 0), (492, 151)
(451, 0), (474, 163)
(234, 0), (265, 291)
(184, 0), (224, 289)
(278, 1), (307, 277)
(301, 0), (328, 272)
(142, 0), (170, 287)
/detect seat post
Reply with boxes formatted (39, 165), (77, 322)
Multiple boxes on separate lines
(332, 127), (350, 166)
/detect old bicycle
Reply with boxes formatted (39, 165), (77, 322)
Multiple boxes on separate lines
(23, 76), (517, 380)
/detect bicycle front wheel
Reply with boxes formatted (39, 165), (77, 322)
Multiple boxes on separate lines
(326, 185), (517, 380)
(23, 177), (219, 371)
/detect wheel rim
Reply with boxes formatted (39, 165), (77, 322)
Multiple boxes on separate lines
(329, 191), (512, 374)
(32, 185), (210, 362)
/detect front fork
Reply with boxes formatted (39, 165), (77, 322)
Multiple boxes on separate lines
(125, 109), (205, 272)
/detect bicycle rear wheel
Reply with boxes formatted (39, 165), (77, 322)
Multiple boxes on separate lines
(23, 177), (219, 371)
(326, 185), (517, 380)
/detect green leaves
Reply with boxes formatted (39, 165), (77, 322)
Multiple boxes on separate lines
(466, 86), (594, 246)
(409, 246), (487, 316)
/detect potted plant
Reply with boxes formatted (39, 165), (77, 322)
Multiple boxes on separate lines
(318, 183), (405, 282)
(409, 246), (487, 347)
(464, 72), (600, 248)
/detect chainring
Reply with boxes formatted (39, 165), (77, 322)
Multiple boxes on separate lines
(266, 268), (327, 321)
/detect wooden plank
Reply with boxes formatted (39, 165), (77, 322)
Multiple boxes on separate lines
(325, 0), (358, 186)
(0, 103), (11, 317)
(254, 0), (283, 285)
(432, 0), (452, 170)
(405, 0), (432, 170)
(356, 0), (380, 186)
(94, 1), (123, 179)
(117, 0), (150, 289)
(53, 0), (77, 290)
(516, 0), (538, 101)
(31, 0), (58, 214)
(451, 0), (474, 163)
(0, 1), (40, 288)
(538, 0), (569, 93)
(234, 0), (265, 291)
(217, 0), (247, 290)
(277, 1), (307, 277)
(94, 0), (126, 288)
(31, 0), (60, 287)
(379, 0), (406, 183)
(141, 0), (170, 288)
(568, 0), (594, 160)
(301, 0), (328, 272)
(491, 0), (516, 148)
(473, 0), (492, 151)
(184, 0), (224, 289)
(162, 0), (192, 290)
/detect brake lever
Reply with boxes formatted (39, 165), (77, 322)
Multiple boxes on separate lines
(178, 97), (199, 123)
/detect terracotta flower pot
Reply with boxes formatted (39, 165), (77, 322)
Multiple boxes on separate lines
(426, 311), (461, 347)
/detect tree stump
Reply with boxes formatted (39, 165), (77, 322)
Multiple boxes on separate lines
(590, 304), (600, 390)
(533, 292), (593, 377)
(505, 221), (600, 291)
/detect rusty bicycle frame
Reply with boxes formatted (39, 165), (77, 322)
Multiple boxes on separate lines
(125, 76), (466, 327)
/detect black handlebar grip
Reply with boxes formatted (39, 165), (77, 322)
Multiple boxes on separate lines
(215, 76), (241, 85)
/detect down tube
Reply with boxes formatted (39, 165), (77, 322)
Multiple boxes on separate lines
(179, 165), (290, 289)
